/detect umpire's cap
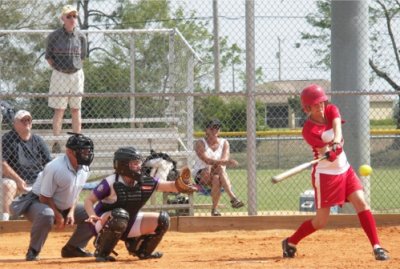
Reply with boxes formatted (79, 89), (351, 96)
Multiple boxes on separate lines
(205, 119), (222, 129)
(66, 132), (94, 150)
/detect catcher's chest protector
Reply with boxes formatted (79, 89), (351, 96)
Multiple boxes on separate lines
(102, 175), (157, 215)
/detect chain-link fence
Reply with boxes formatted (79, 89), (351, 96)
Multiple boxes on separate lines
(1, 0), (399, 219)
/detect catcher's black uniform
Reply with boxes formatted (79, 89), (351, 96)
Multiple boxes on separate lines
(92, 173), (158, 239)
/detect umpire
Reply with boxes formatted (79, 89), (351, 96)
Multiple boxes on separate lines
(12, 133), (94, 261)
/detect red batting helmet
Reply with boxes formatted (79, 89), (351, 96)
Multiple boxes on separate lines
(300, 84), (328, 107)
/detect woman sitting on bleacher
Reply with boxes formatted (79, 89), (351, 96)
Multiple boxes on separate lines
(192, 119), (244, 216)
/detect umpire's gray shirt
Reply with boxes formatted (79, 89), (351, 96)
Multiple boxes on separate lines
(32, 155), (90, 210)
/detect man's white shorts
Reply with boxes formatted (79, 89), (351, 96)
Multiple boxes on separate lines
(48, 69), (84, 109)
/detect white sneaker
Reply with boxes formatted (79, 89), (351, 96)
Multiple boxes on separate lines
(1, 213), (10, 221)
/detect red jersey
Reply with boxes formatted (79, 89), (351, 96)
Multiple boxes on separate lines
(302, 104), (350, 175)
(302, 104), (363, 209)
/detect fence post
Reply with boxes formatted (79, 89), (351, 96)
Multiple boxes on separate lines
(187, 55), (195, 216)
(246, 0), (257, 216)
(165, 30), (176, 119)
(213, 0), (221, 93)
(331, 0), (371, 211)
(0, 106), (3, 218)
(129, 32), (136, 128)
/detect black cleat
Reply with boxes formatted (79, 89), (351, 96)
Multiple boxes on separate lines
(61, 244), (93, 258)
(374, 248), (389, 261)
(96, 255), (116, 262)
(138, 251), (163, 260)
(26, 247), (39, 261)
(282, 238), (297, 258)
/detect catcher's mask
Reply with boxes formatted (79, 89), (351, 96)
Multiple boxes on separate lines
(113, 147), (143, 181)
(66, 132), (94, 166)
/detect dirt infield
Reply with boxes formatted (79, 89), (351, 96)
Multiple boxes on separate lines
(0, 222), (398, 269)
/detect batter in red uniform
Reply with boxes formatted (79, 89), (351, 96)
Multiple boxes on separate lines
(281, 84), (389, 261)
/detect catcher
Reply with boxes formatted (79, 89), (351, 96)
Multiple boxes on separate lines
(84, 146), (196, 262)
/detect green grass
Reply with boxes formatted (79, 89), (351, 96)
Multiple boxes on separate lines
(79, 167), (400, 214)
(193, 168), (400, 214)
(370, 118), (396, 128)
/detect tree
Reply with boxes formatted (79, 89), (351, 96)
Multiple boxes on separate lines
(300, 0), (400, 129)
(2, 0), (260, 126)
(193, 95), (266, 152)
(77, 0), (218, 123)
(0, 0), (66, 121)
(369, 0), (400, 129)
(0, 0), (59, 89)
(76, 0), (259, 123)
(300, 0), (331, 70)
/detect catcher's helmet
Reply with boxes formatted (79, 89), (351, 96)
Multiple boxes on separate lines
(114, 147), (142, 181)
(300, 84), (328, 108)
(66, 132), (94, 166)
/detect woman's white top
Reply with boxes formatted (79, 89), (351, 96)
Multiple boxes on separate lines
(192, 137), (226, 176)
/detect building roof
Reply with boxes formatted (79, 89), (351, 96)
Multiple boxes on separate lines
(256, 79), (331, 104)
(256, 79), (397, 104)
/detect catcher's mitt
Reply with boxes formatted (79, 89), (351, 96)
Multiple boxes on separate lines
(142, 150), (178, 181)
(175, 167), (198, 194)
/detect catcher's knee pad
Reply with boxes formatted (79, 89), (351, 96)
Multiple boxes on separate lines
(94, 208), (129, 258)
(156, 211), (170, 235)
(125, 211), (170, 259)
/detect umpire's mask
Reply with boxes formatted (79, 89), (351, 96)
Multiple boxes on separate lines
(66, 132), (95, 166)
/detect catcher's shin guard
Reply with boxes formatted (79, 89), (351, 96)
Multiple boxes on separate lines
(125, 211), (170, 259)
(94, 208), (129, 260)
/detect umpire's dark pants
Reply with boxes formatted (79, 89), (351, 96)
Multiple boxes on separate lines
(24, 202), (93, 254)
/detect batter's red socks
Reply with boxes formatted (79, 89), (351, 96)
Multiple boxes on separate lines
(288, 219), (317, 245)
(358, 209), (380, 246)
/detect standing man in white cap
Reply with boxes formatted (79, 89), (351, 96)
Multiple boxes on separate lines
(1, 110), (51, 221)
(45, 4), (87, 153)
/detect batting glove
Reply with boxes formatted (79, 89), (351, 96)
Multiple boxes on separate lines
(332, 142), (343, 155)
(325, 150), (337, 162)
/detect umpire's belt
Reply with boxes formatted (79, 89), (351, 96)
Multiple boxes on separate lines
(55, 68), (79, 74)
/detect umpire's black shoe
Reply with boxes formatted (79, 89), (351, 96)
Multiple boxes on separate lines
(138, 251), (163, 260)
(61, 244), (94, 258)
(26, 247), (39, 261)
(374, 247), (389, 261)
(95, 255), (116, 262)
(282, 238), (297, 258)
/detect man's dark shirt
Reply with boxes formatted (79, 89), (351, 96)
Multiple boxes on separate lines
(2, 130), (52, 185)
(45, 27), (87, 71)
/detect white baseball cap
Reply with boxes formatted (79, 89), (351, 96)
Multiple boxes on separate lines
(14, 110), (32, 121)
(61, 5), (78, 16)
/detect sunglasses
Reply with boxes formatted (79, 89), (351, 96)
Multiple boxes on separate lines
(19, 118), (32, 124)
(210, 125), (221, 130)
(66, 14), (78, 19)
